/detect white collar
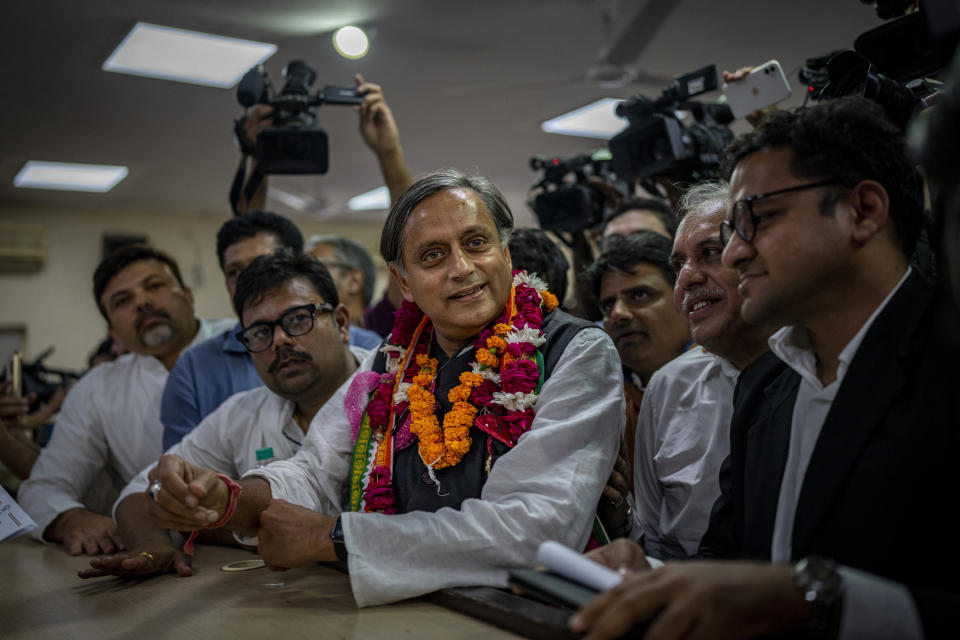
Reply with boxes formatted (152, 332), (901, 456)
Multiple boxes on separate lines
(769, 267), (912, 391)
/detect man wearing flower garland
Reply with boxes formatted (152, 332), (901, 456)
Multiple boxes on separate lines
(145, 169), (625, 606)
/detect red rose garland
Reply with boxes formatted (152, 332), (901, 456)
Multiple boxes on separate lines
(355, 271), (559, 513)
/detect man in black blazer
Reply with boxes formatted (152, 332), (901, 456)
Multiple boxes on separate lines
(571, 97), (958, 640)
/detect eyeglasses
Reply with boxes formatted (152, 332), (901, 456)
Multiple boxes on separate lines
(720, 179), (846, 246)
(236, 303), (333, 353)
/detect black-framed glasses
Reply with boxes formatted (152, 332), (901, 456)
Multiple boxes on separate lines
(720, 179), (847, 246)
(236, 303), (333, 353)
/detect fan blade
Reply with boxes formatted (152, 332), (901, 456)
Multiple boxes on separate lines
(595, 0), (683, 67)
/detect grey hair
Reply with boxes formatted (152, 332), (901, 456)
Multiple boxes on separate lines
(304, 235), (376, 307)
(380, 168), (514, 275)
(677, 180), (730, 221)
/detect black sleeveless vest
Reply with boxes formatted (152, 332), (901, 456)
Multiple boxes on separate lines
(369, 309), (595, 513)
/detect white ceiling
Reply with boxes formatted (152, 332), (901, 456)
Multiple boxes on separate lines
(0, 0), (884, 227)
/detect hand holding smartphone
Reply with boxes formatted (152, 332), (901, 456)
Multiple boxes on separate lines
(723, 60), (792, 119)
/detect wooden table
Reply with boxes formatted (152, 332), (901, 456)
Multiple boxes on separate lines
(0, 537), (523, 640)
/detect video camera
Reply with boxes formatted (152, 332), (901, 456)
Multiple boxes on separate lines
(236, 60), (363, 175)
(527, 149), (619, 235)
(608, 64), (735, 186)
(801, 0), (960, 130)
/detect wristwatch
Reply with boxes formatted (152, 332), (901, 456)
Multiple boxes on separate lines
(793, 556), (844, 636)
(330, 515), (348, 562)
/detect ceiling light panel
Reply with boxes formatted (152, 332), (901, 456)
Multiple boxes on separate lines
(541, 98), (628, 139)
(348, 186), (390, 211)
(14, 161), (129, 192)
(103, 22), (277, 88)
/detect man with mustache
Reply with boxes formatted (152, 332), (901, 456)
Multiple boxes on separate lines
(630, 181), (775, 559)
(82, 251), (364, 578)
(18, 245), (233, 555)
(160, 212), (380, 450)
(142, 169), (623, 606)
(572, 97), (960, 640)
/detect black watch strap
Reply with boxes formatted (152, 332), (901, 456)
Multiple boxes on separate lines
(331, 515), (348, 562)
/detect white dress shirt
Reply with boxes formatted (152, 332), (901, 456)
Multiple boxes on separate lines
(767, 267), (923, 640)
(116, 346), (370, 511)
(19, 318), (234, 537)
(633, 347), (739, 558)
(247, 327), (624, 607)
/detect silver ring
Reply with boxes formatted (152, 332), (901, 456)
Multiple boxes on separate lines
(148, 480), (162, 501)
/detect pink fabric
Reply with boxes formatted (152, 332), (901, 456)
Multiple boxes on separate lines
(345, 370), (385, 444)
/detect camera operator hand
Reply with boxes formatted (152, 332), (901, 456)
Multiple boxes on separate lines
(354, 74), (412, 204)
(233, 103), (274, 214)
(356, 74), (400, 156)
(0, 381), (66, 431)
(243, 103), (274, 147)
(723, 66), (767, 128)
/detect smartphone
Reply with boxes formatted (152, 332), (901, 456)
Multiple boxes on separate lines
(9, 351), (22, 397)
(322, 86), (364, 106)
(508, 569), (599, 609)
(722, 60), (792, 118)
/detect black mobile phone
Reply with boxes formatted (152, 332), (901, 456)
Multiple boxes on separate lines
(322, 86), (364, 105)
(509, 569), (652, 638)
(508, 569), (598, 609)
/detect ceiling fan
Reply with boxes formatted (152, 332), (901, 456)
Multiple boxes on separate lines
(440, 0), (681, 97)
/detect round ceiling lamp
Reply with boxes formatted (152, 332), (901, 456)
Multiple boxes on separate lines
(333, 26), (369, 59)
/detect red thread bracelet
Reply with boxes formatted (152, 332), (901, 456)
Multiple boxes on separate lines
(184, 474), (243, 556)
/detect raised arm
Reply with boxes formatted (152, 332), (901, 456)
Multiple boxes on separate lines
(355, 74), (412, 204)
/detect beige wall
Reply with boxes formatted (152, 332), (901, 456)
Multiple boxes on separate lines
(0, 204), (387, 372)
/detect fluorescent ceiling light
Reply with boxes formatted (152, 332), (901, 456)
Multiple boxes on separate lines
(541, 98), (628, 139)
(333, 26), (369, 59)
(348, 186), (389, 211)
(14, 161), (128, 192)
(103, 22), (277, 88)
(270, 189), (310, 211)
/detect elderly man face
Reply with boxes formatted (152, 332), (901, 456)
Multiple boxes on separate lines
(390, 188), (513, 354)
(671, 202), (747, 352)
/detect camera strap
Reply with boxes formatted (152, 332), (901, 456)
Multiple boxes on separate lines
(229, 116), (265, 216)
(229, 154), (265, 216)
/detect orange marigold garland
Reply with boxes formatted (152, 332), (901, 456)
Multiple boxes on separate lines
(351, 270), (557, 513)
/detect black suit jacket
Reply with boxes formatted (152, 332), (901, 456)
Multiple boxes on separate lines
(699, 271), (960, 638)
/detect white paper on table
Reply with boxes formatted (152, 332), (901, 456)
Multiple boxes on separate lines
(0, 485), (37, 542)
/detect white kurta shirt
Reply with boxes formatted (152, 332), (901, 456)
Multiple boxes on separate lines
(246, 327), (625, 607)
(116, 346), (370, 510)
(19, 318), (234, 537)
(633, 347), (739, 558)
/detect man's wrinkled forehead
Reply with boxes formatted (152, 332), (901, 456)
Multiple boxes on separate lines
(674, 202), (726, 250)
(402, 188), (496, 246)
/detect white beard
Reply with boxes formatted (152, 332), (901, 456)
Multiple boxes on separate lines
(140, 322), (174, 348)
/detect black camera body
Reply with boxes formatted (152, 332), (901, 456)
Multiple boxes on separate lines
(528, 151), (617, 234)
(236, 60), (362, 175)
(814, 2), (960, 131)
(608, 65), (734, 185)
